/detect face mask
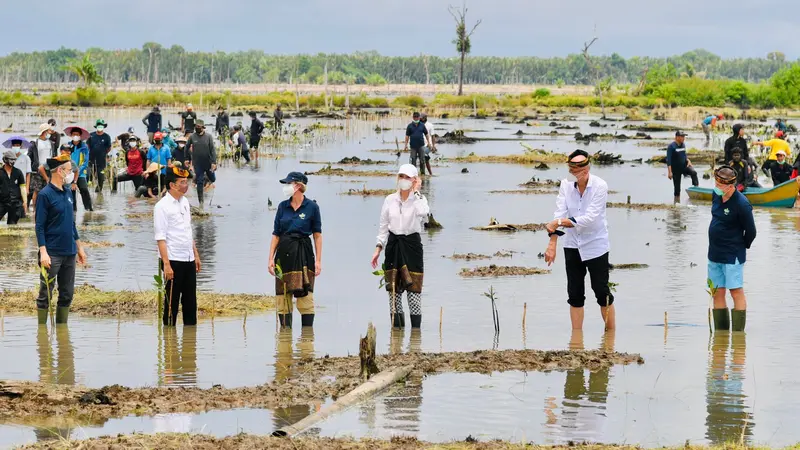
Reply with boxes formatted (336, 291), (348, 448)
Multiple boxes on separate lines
(154, 140), (163, 145)
(713, 187), (725, 196)
(778, 159), (787, 165)
(49, 125), (55, 131)
(64, 171), (75, 185)
(12, 147), (21, 155)
(178, 144), (185, 149)
(566, 173), (578, 183)
(282, 184), (296, 198)
(72, 136), (81, 143)
(96, 126), (104, 132)
(413, 120), (420, 125)
(196, 128), (203, 135)
(398, 179), (413, 191)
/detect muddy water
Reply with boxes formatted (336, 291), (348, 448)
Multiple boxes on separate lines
(0, 109), (799, 447)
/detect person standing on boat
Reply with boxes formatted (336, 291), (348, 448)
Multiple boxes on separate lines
(768, 150), (792, 185)
(666, 131), (699, 201)
(544, 150), (615, 331)
(154, 164), (200, 326)
(35, 154), (88, 325)
(724, 124), (750, 164)
(708, 167), (756, 332)
(268, 172), (322, 328)
(371, 164), (429, 329)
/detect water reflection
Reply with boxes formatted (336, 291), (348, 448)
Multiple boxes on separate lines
(33, 325), (77, 441)
(159, 326), (198, 386)
(381, 329), (422, 434)
(705, 332), (754, 444)
(272, 328), (317, 431)
(194, 218), (218, 285)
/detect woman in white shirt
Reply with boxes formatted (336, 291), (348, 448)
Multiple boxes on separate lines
(371, 164), (430, 328)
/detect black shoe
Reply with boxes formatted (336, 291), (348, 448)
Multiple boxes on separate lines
(410, 314), (422, 329)
(278, 313), (293, 328)
(392, 313), (405, 328)
(301, 314), (315, 327)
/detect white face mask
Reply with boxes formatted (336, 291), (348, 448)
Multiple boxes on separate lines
(50, 125), (56, 131)
(12, 146), (21, 155)
(96, 126), (105, 132)
(282, 184), (296, 198)
(566, 173), (578, 183)
(72, 135), (81, 143)
(398, 179), (413, 191)
(64, 171), (75, 185)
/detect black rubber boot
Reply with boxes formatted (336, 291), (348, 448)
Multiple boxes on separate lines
(410, 314), (422, 329)
(37, 308), (49, 325)
(55, 307), (69, 324)
(278, 314), (293, 328)
(301, 314), (314, 327)
(712, 308), (730, 331)
(392, 313), (405, 328)
(731, 309), (746, 332)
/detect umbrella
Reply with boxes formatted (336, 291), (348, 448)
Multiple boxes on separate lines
(64, 126), (89, 141)
(1, 135), (31, 149)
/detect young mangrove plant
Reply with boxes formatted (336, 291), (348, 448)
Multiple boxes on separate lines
(40, 265), (57, 325)
(483, 286), (500, 337)
(275, 260), (292, 327)
(706, 278), (718, 334)
(373, 263), (397, 326)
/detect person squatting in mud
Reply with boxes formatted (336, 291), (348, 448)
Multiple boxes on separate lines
(544, 150), (615, 331)
(708, 166), (756, 332)
(372, 164), (430, 329)
(269, 172), (323, 328)
(35, 154), (88, 325)
(113, 136), (147, 193)
(154, 164), (201, 326)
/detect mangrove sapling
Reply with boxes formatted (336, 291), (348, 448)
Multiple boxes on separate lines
(483, 286), (500, 337)
(706, 278), (718, 334)
(274, 260), (292, 327)
(372, 263), (396, 327)
(40, 265), (57, 325)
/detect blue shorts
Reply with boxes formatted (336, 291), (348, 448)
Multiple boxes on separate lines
(707, 259), (744, 290)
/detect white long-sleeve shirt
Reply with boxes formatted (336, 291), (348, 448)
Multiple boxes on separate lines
(553, 174), (610, 261)
(154, 192), (195, 262)
(376, 191), (430, 247)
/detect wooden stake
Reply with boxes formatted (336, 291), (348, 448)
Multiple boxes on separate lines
(664, 311), (668, 328)
(627, 195), (631, 205)
(522, 303), (527, 329)
(439, 307), (443, 333)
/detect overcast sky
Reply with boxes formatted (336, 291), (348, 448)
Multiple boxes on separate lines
(4, 0), (796, 59)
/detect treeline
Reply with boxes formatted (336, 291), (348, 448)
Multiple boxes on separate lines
(0, 45), (792, 86)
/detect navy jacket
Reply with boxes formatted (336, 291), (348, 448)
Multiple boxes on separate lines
(406, 122), (428, 149)
(87, 132), (112, 162)
(35, 183), (80, 256)
(273, 197), (322, 237)
(666, 142), (688, 168)
(708, 190), (756, 264)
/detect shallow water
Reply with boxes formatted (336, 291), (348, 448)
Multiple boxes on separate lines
(0, 109), (798, 447)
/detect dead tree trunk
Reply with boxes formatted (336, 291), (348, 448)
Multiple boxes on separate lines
(359, 322), (379, 382)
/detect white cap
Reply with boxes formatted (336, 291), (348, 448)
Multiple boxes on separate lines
(776, 150), (787, 156)
(39, 123), (50, 134)
(398, 164), (418, 178)
(187, 103), (193, 108)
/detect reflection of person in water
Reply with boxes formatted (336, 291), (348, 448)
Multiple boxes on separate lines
(272, 328), (318, 432)
(705, 331), (754, 444)
(381, 328), (423, 433)
(161, 326), (198, 386)
(34, 325), (77, 441)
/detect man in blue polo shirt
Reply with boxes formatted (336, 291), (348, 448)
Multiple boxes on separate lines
(666, 130), (699, 201)
(35, 154), (88, 325)
(708, 166), (756, 332)
(404, 112), (432, 176)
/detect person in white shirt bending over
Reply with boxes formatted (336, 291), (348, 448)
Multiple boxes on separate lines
(544, 149), (615, 331)
(371, 164), (430, 329)
(154, 163), (201, 326)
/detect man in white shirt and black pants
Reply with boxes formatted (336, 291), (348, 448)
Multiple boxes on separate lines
(544, 150), (615, 331)
(154, 164), (201, 326)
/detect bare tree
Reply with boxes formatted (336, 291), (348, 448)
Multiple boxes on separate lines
(581, 31), (606, 119)
(449, 2), (481, 96)
(423, 54), (430, 85)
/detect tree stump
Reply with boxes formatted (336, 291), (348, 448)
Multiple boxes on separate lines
(359, 322), (379, 382)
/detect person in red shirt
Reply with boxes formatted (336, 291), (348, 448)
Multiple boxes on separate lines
(112, 137), (146, 192)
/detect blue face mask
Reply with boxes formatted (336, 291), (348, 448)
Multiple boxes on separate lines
(713, 187), (725, 196)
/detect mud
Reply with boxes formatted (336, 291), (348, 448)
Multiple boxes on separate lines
(424, 214), (444, 230)
(609, 263), (650, 270)
(81, 240), (125, 249)
(519, 177), (560, 188)
(304, 165), (396, 177)
(606, 202), (677, 211)
(488, 189), (554, 195)
(446, 148), (567, 165)
(335, 156), (392, 165)
(574, 132), (653, 143)
(125, 207), (212, 220)
(340, 187), (396, 197)
(444, 251), (515, 261)
(471, 220), (548, 232)
(646, 150), (721, 165)
(0, 348), (642, 422)
(0, 284), (276, 316)
(436, 130), (478, 144)
(622, 123), (682, 132)
(0, 224), (124, 238)
(459, 265), (550, 277)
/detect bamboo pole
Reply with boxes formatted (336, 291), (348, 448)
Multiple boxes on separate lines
(273, 365), (413, 438)
(439, 307), (443, 334)
(522, 303), (527, 329)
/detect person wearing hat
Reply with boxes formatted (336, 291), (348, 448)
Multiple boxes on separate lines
(702, 114), (724, 141)
(28, 124), (57, 215)
(65, 127), (92, 212)
(113, 137), (147, 192)
(707, 166), (756, 332)
(7, 139), (32, 218)
(143, 106), (162, 144)
(404, 112), (432, 176)
(754, 131), (792, 177)
(371, 164), (429, 328)
(186, 119), (216, 206)
(230, 124), (250, 163)
(35, 154), (88, 324)
(137, 162), (166, 198)
(215, 106), (230, 138)
(724, 124), (750, 164)
(154, 163), (200, 326)
(768, 150), (792, 186)
(180, 104), (197, 137)
(543, 150), (615, 331)
(666, 131), (699, 201)
(0, 150), (26, 224)
(171, 136), (190, 166)
(268, 171), (322, 328)
(146, 132), (172, 178)
(249, 111), (265, 156)
(87, 119), (112, 193)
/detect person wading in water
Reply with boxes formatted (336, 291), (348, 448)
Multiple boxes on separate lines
(667, 130), (699, 202)
(371, 164), (430, 328)
(544, 150), (615, 331)
(268, 172), (323, 328)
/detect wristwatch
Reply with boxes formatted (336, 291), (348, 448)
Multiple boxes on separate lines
(557, 218), (562, 227)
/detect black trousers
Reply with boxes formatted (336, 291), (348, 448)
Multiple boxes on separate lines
(72, 177), (92, 211)
(113, 173), (144, 191)
(163, 260), (197, 326)
(89, 160), (106, 190)
(0, 200), (21, 224)
(564, 248), (614, 308)
(671, 165), (699, 197)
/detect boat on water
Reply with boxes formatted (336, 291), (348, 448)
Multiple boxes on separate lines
(686, 179), (800, 208)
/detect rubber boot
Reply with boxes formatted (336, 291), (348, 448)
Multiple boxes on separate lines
(712, 308), (730, 331)
(37, 308), (49, 325)
(392, 313), (405, 328)
(731, 309), (746, 332)
(278, 313), (292, 328)
(55, 307), (69, 324)
(301, 314), (315, 327)
(410, 314), (422, 329)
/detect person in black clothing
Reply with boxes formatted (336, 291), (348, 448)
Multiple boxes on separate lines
(273, 104), (284, 136)
(143, 107), (162, 144)
(768, 150), (792, 185)
(724, 124), (749, 163)
(171, 137), (190, 166)
(215, 106), (230, 136)
(728, 148), (749, 192)
(47, 119), (60, 157)
(404, 112), (432, 176)
(666, 131), (699, 200)
(87, 119), (112, 192)
(0, 150), (26, 224)
(249, 111), (264, 155)
(180, 104), (197, 136)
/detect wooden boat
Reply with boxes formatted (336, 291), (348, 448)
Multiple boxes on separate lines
(686, 179), (800, 208)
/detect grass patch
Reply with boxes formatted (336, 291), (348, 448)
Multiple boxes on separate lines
(610, 263), (650, 270)
(607, 202), (678, 211)
(471, 220), (548, 232)
(82, 240), (124, 248)
(305, 165), (396, 177)
(445, 146), (569, 165)
(340, 185), (396, 197)
(460, 265), (550, 277)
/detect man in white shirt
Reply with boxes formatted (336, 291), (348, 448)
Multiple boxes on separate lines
(29, 124), (54, 215)
(544, 150), (615, 331)
(420, 113), (436, 175)
(154, 164), (201, 326)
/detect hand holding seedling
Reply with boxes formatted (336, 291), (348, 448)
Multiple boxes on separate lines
(268, 260), (275, 276)
(39, 248), (51, 269)
(163, 263), (174, 281)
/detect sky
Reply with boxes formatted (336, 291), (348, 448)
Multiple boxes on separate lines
(3, 0), (797, 59)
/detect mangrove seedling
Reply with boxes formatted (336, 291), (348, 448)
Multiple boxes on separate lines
(373, 263), (398, 327)
(483, 286), (500, 336)
(275, 260), (292, 327)
(40, 265), (57, 325)
(706, 278), (718, 334)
